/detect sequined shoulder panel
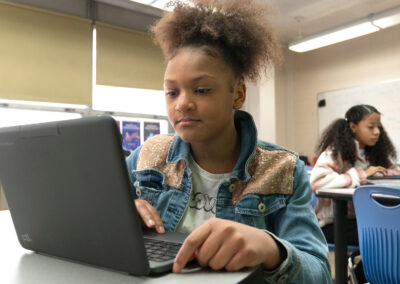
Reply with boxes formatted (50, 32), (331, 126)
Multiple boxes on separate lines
(232, 147), (296, 204)
(136, 135), (185, 189)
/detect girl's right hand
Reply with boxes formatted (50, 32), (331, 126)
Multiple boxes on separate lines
(135, 200), (165, 234)
(173, 218), (284, 273)
(365, 166), (388, 177)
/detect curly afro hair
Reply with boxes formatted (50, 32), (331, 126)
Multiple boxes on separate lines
(150, 0), (281, 82)
(316, 104), (397, 168)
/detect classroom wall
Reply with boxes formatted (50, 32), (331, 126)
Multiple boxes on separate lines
(244, 69), (280, 145)
(2, 1), (400, 166)
(276, 24), (400, 161)
(275, 53), (295, 151)
(244, 52), (296, 152)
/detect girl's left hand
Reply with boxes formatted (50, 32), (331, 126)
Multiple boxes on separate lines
(173, 218), (284, 273)
(365, 166), (388, 177)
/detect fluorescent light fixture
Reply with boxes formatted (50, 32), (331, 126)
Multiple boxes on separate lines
(129, 0), (191, 11)
(289, 6), (400, 53)
(149, 0), (172, 10)
(133, 0), (153, 3)
(289, 20), (379, 52)
(372, 6), (400, 28)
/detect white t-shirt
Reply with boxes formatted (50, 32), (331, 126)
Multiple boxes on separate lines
(176, 155), (231, 233)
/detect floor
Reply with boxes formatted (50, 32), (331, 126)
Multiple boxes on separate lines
(329, 251), (357, 284)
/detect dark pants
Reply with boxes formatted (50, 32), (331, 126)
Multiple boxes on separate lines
(322, 218), (359, 246)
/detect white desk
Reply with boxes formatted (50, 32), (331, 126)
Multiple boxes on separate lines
(316, 184), (400, 284)
(315, 188), (354, 284)
(0, 211), (260, 283)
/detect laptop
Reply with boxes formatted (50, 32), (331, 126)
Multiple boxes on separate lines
(367, 175), (400, 187)
(367, 175), (400, 180)
(0, 116), (188, 275)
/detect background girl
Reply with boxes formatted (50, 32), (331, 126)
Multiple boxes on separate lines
(311, 104), (400, 244)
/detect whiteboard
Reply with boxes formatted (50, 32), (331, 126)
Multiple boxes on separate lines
(317, 79), (400, 163)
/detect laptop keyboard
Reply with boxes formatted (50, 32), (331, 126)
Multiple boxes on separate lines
(144, 238), (182, 262)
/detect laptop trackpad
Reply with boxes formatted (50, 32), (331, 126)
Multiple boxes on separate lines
(143, 229), (188, 244)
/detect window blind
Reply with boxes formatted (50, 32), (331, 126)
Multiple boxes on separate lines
(0, 2), (92, 105)
(96, 22), (165, 90)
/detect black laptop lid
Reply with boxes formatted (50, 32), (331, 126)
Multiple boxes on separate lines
(0, 116), (150, 275)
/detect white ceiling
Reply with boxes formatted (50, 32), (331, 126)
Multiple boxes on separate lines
(130, 0), (400, 45)
(10, 0), (400, 45)
(266, 0), (400, 44)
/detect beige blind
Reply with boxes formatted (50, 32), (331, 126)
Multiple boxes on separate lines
(0, 2), (92, 105)
(96, 22), (165, 90)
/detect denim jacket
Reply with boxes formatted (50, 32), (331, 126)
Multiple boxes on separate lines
(126, 111), (331, 283)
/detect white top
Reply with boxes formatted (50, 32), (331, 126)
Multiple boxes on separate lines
(311, 140), (369, 227)
(176, 155), (231, 233)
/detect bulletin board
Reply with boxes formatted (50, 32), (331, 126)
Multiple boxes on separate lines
(317, 79), (400, 163)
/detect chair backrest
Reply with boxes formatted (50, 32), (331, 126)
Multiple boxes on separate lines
(312, 192), (317, 208)
(353, 185), (400, 284)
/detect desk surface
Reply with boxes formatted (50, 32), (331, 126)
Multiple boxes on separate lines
(0, 211), (257, 284)
(315, 185), (400, 284)
(316, 187), (400, 204)
(315, 180), (400, 198)
(316, 188), (355, 200)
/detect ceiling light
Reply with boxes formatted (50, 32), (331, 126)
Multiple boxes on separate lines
(130, 0), (154, 5)
(289, 20), (379, 52)
(129, 0), (190, 11)
(150, 0), (173, 10)
(289, 6), (400, 53)
(372, 6), (400, 29)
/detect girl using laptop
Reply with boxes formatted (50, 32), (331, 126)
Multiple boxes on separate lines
(311, 104), (400, 245)
(126, 0), (331, 282)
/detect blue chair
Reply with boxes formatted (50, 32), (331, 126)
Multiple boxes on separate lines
(352, 185), (400, 284)
(311, 191), (317, 208)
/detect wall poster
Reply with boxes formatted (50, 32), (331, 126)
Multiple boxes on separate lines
(122, 121), (140, 151)
(144, 122), (160, 141)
